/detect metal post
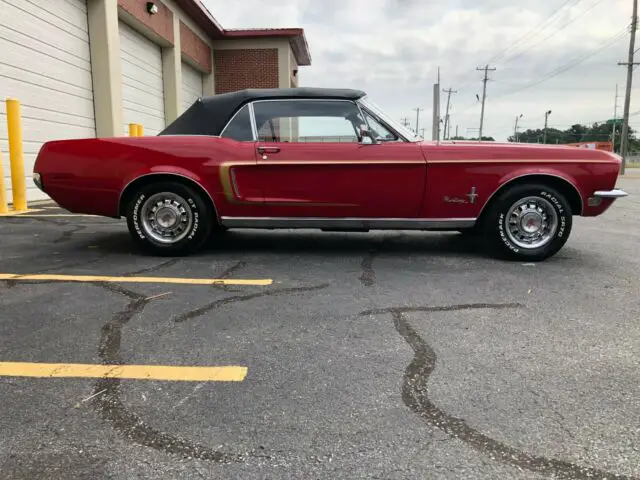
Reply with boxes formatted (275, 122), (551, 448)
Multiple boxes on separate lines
(0, 147), (8, 214)
(543, 110), (552, 144)
(6, 98), (27, 211)
(612, 84), (619, 153)
(514, 114), (522, 142)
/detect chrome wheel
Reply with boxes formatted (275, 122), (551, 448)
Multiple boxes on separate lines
(504, 196), (558, 249)
(140, 192), (194, 244)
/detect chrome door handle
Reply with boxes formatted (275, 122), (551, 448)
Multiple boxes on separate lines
(257, 146), (280, 154)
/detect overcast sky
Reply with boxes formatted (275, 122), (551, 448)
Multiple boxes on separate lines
(204, 0), (635, 141)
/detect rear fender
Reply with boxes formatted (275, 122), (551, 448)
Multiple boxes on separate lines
(118, 168), (217, 218)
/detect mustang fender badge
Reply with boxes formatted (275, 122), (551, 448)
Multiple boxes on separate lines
(444, 186), (478, 204)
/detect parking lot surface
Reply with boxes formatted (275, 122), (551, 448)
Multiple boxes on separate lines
(1, 176), (639, 480)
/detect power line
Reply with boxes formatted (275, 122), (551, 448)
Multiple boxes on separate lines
(499, 0), (606, 67)
(492, 26), (628, 101)
(485, 0), (583, 65)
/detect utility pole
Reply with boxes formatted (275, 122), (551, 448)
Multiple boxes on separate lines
(432, 67), (441, 141)
(476, 64), (496, 140)
(442, 88), (457, 140)
(612, 84), (619, 153)
(618, 0), (639, 175)
(414, 107), (424, 135)
(514, 114), (523, 142)
(543, 110), (552, 144)
(400, 117), (410, 128)
(455, 124), (459, 138)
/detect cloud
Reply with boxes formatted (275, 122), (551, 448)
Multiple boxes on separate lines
(204, 0), (633, 140)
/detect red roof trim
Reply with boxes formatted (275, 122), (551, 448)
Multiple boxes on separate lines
(173, 1), (312, 66)
(223, 28), (311, 66)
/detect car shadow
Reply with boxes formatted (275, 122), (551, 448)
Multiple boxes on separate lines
(80, 229), (489, 260)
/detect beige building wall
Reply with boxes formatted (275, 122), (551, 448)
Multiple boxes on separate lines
(87, 1), (305, 139)
(88, 0), (216, 136)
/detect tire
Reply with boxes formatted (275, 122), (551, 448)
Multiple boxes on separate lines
(125, 181), (212, 256)
(483, 184), (572, 261)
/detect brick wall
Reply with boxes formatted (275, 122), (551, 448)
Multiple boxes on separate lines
(118, 0), (174, 44)
(180, 21), (212, 73)
(213, 48), (279, 94)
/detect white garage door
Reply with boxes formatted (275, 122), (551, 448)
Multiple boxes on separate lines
(0, 0), (95, 202)
(181, 62), (203, 113)
(119, 21), (165, 135)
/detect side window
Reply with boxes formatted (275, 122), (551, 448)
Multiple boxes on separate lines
(252, 100), (362, 143)
(221, 105), (254, 141)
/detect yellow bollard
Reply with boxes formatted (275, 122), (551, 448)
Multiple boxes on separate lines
(136, 124), (144, 137)
(129, 123), (138, 137)
(0, 147), (8, 214)
(6, 98), (27, 211)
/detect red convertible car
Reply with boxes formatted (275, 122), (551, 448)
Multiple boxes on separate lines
(33, 87), (627, 261)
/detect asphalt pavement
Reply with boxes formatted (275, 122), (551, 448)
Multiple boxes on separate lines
(0, 175), (638, 480)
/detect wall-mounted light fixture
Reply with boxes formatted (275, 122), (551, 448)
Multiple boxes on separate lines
(146, 2), (158, 14)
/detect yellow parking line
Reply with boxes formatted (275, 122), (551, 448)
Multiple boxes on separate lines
(0, 208), (44, 217)
(0, 273), (273, 286)
(0, 362), (247, 381)
(1, 214), (100, 218)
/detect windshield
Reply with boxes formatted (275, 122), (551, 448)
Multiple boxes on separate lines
(358, 96), (421, 142)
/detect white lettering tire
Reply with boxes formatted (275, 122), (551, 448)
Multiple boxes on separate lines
(125, 181), (212, 256)
(483, 184), (572, 261)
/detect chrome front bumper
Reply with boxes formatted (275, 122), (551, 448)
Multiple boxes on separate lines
(587, 188), (628, 207)
(593, 189), (628, 198)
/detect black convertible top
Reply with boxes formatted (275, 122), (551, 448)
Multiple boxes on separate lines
(159, 87), (367, 136)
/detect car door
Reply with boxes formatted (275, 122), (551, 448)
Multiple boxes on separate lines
(251, 99), (426, 219)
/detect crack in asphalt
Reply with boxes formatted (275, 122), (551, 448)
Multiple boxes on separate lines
(53, 226), (87, 244)
(212, 261), (248, 293)
(91, 281), (246, 463)
(175, 283), (330, 323)
(359, 249), (377, 287)
(126, 259), (180, 276)
(361, 304), (637, 480)
(89, 279), (328, 463)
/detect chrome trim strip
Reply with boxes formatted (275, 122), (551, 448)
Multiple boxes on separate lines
(476, 173), (584, 216)
(428, 159), (616, 164)
(229, 168), (241, 197)
(118, 172), (218, 220)
(357, 103), (411, 143)
(248, 102), (258, 141)
(219, 104), (256, 141)
(593, 188), (628, 198)
(219, 217), (476, 230)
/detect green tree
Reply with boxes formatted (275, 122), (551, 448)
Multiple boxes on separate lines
(508, 122), (639, 152)
(449, 136), (495, 141)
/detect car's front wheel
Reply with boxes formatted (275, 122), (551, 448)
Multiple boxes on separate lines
(484, 184), (572, 261)
(126, 181), (212, 256)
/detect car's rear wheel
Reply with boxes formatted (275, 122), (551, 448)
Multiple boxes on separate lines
(126, 181), (212, 256)
(484, 184), (572, 261)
